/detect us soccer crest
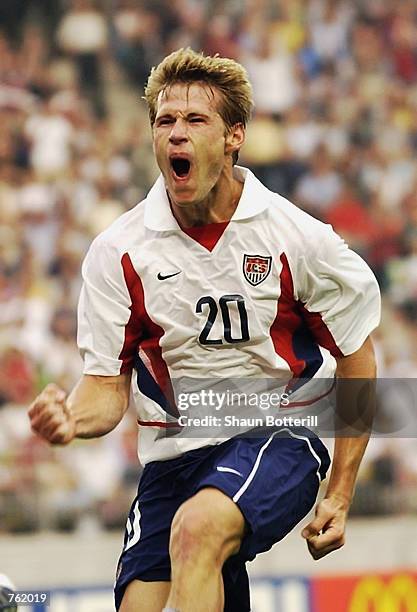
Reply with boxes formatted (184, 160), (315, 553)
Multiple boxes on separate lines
(243, 254), (272, 286)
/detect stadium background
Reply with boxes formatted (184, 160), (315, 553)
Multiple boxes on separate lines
(0, 0), (417, 610)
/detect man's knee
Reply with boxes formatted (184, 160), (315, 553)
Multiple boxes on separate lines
(169, 488), (245, 567)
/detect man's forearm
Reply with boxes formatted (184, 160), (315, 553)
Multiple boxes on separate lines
(67, 373), (132, 438)
(326, 337), (377, 506)
(324, 435), (370, 507)
(301, 337), (377, 559)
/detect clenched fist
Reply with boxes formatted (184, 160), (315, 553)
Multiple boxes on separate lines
(301, 495), (348, 560)
(28, 383), (76, 445)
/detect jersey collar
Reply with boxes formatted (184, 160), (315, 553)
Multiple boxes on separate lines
(144, 165), (271, 231)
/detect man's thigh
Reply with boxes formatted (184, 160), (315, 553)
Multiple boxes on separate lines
(170, 487), (246, 561)
(119, 580), (170, 612)
(169, 488), (250, 612)
(114, 448), (233, 609)
(195, 430), (331, 560)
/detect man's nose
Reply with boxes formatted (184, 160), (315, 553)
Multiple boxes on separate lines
(169, 119), (188, 144)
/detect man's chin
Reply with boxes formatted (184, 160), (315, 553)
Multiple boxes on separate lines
(167, 184), (199, 207)
(171, 196), (199, 208)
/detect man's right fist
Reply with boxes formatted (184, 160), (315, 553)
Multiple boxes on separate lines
(28, 383), (76, 445)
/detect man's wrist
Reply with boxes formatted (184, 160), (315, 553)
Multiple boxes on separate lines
(323, 491), (352, 511)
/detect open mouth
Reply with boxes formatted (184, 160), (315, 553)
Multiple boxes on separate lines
(170, 157), (191, 179)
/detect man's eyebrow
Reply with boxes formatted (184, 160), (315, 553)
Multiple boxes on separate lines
(155, 111), (175, 118)
(155, 110), (211, 120)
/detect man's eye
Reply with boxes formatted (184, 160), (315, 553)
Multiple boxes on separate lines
(157, 118), (173, 126)
(189, 117), (204, 123)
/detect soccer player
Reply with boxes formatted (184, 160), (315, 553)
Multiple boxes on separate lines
(29, 49), (380, 612)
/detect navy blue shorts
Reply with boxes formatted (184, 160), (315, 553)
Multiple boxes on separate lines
(114, 428), (330, 611)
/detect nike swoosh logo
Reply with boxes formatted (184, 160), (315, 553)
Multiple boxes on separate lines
(157, 271), (182, 281)
(216, 466), (243, 477)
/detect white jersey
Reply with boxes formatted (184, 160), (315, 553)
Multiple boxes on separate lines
(78, 167), (381, 464)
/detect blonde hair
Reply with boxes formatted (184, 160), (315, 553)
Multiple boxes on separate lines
(144, 48), (253, 129)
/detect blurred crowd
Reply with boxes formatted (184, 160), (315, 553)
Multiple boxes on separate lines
(1, 0), (417, 533)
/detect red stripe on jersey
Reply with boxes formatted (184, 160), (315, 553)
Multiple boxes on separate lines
(270, 254), (306, 376)
(298, 304), (343, 358)
(120, 253), (176, 406)
(182, 221), (229, 252)
(137, 419), (180, 428)
(270, 253), (342, 376)
(119, 253), (144, 373)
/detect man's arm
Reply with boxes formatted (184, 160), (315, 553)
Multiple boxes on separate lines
(28, 373), (132, 445)
(302, 336), (376, 559)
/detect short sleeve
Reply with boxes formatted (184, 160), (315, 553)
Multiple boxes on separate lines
(77, 238), (138, 375)
(296, 225), (381, 357)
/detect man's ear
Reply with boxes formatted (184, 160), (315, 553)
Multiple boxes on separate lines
(225, 123), (245, 160)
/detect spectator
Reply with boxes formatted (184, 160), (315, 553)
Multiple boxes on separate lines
(295, 145), (342, 218)
(24, 98), (74, 177)
(112, 3), (164, 90)
(242, 29), (299, 115)
(308, 0), (353, 65)
(56, 0), (108, 118)
(324, 181), (378, 258)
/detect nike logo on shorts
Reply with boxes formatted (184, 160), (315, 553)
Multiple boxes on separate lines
(216, 466), (243, 477)
(157, 271), (182, 281)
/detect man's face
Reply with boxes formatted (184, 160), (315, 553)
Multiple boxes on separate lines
(152, 82), (234, 207)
